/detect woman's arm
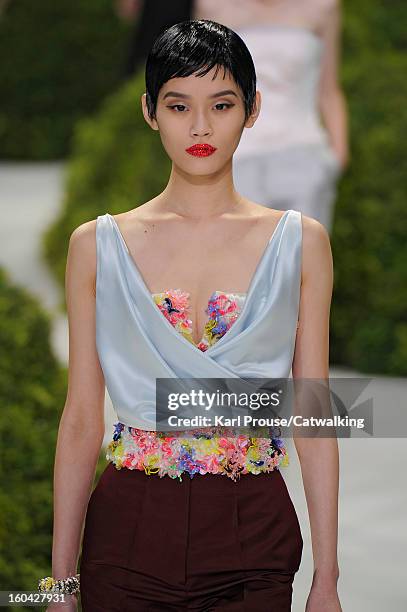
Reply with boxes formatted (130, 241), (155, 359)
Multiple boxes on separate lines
(50, 221), (105, 597)
(292, 216), (342, 611)
(318, 0), (349, 171)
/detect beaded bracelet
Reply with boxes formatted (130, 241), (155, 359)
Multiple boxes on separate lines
(38, 573), (80, 595)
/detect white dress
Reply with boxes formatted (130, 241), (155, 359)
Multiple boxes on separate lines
(232, 24), (342, 233)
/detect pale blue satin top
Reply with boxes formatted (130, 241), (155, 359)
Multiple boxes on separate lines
(95, 209), (302, 430)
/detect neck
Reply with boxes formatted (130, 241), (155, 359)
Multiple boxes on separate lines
(154, 161), (244, 220)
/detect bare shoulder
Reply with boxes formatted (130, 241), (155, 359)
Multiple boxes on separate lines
(314, 0), (339, 10)
(301, 214), (333, 281)
(66, 219), (98, 293)
(245, 200), (290, 225)
(321, 0), (340, 18)
(68, 219), (97, 261)
(311, 0), (340, 26)
(111, 200), (161, 230)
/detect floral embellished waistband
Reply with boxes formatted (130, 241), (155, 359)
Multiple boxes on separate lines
(106, 422), (289, 482)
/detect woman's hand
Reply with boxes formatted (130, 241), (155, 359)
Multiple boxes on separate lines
(327, 144), (349, 176)
(45, 593), (78, 612)
(334, 149), (350, 174)
(305, 575), (342, 611)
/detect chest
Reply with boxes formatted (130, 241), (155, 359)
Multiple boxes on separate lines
(112, 219), (279, 343)
(151, 288), (247, 351)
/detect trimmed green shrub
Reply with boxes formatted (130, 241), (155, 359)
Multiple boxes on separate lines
(43, 2), (407, 375)
(330, 0), (407, 373)
(0, 265), (66, 598)
(0, 0), (131, 160)
(0, 266), (107, 603)
(330, 50), (407, 373)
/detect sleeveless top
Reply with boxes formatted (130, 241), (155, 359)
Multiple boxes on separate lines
(96, 209), (302, 481)
(233, 24), (330, 160)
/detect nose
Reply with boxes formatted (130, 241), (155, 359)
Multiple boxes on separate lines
(191, 126), (212, 137)
(190, 111), (213, 138)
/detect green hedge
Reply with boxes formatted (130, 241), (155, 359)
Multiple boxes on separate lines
(0, 266), (66, 601)
(43, 3), (407, 375)
(0, 266), (108, 608)
(330, 50), (407, 373)
(0, 0), (130, 160)
(329, 0), (407, 373)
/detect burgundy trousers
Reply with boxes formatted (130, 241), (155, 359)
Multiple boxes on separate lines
(80, 463), (303, 611)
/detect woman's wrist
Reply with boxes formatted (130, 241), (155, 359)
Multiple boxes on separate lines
(312, 566), (339, 590)
(52, 568), (78, 580)
(38, 572), (80, 595)
(52, 555), (78, 578)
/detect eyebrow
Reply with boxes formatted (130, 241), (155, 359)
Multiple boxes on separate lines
(162, 89), (239, 100)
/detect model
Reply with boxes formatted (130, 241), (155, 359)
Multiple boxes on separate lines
(41, 19), (341, 612)
(194, 0), (349, 234)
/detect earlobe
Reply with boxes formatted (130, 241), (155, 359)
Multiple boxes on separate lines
(244, 90), (261, 129)
(251, 91), (262, 124)
(141, 93), (159, 131)
(255, 90), (262, 116)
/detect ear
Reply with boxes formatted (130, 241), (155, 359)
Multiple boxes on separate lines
(244, 90), (262, 128)
(141, 93), (159, 131)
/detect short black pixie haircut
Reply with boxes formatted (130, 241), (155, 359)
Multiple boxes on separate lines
(145, 19), (257, 122)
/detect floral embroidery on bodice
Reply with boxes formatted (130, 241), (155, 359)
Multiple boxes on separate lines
(151, 288), (247, 351)
(106, 288), (290, 481)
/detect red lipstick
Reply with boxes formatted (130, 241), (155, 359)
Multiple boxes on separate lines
(186, 143), (217, 157)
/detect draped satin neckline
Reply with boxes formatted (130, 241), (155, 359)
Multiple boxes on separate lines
(108, 210), (290, 356)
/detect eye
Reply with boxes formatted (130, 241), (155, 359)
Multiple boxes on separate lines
(167, 102), (235, 112)
(214, 103), (234, 111)
(167, 104), (187, 112)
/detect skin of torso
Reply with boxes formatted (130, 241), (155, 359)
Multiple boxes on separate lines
(111, 199), (285, 347)
(192, 0), (334, 37)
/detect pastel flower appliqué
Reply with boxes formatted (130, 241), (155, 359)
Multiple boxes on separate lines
(106, 424), (290, 482)
(151, 289), (246, 351)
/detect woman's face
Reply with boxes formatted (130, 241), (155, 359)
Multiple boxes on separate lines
(142, 66), (260, 176)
